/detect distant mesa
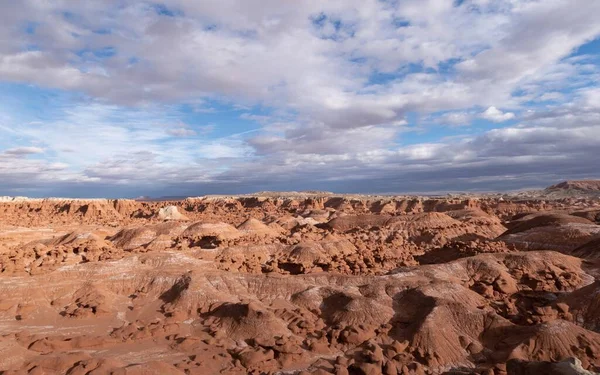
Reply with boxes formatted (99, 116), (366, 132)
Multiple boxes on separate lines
(251, 190), (334, 197)
(546, 180), (600, 192)
(135, 195), (188, 201)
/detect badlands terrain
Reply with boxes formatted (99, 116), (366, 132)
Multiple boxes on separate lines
(0, 182), (600, 374)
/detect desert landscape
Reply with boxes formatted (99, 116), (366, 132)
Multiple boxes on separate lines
(2, 0), (600, 373)
(0, 181), (597, 374)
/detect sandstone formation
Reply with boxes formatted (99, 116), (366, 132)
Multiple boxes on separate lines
(157, 205), (189, 221)
(0, 186), (599, 374)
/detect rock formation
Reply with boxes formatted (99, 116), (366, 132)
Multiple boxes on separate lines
(0, 187), (599, 373)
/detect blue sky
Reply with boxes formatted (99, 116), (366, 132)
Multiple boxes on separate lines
(0, 0), (599, 197)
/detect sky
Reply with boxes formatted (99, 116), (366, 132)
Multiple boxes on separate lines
(0, 0), (599, 198)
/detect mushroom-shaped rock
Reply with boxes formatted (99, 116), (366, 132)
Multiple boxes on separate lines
(157, 205), (188, 221)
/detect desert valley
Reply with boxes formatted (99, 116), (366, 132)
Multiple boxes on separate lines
(0, 181), (598, 374)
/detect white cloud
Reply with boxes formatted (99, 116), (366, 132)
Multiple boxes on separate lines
(537, 92), (564, 102)
(4, 146), (44, 155)
(0, 0), (599, 195)
(581, 88), (600, 109)
(0, 0), (596, 123)
(480, 106), (516, 122)
(436, 112), (473, 126)
(167, 127), (197, 137)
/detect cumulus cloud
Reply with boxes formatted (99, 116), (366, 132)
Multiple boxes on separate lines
(1, 0), (596, 121)
(480, 106), (516, 122)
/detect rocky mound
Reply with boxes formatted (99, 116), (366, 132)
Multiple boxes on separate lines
(109, 221), (186, 250)
(156, 205), (188, 221)
(236, 217), (281, 237)
(504, 213), (594, 235)
(388, 212), (499, 244)
(560, 280), (600, 332)
(507, 320), (600, 368)
(572, 209), (600, 224)
(181, 222), (240, 239)
(507, 357), (596, 375)
(179, 222), (242, 248)
(0, 231), (117, 275)
(44, 230), (106, 247)
(499, 213), (600, 252)
(322, 214), (392, 231)
(571, 236), (600, 260)
(203, 301), (292, 341)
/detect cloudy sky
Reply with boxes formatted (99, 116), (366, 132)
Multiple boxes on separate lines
(1, 0), (599, 197)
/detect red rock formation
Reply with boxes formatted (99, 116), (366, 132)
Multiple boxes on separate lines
(0, 193), (598, 373)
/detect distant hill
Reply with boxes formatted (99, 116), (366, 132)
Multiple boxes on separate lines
(134, 196), (188, 202)
(541, 180), (600, 198)
(546, 180), (600, 192)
